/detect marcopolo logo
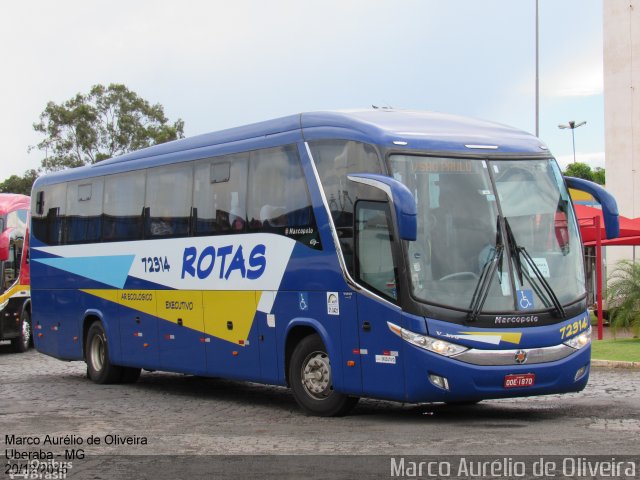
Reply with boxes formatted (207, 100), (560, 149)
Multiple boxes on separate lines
(494, 315), (539, 325)
(181, 244), (267, 281)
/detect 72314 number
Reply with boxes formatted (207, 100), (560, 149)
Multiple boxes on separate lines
(141, 256), (171, 273)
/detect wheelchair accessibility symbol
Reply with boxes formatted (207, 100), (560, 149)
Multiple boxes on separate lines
(517, 289), (534, 310)
(299, 292), (309, 311)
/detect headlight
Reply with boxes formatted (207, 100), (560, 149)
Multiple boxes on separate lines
(388, 322), (468, 357)
(564, 326), (591, 350)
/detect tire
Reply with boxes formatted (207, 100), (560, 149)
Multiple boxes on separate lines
(85, 322), (122, 384)
(11, 309), (31, 353)
(120, 367), (142, 384)
(289, 334), (359, 417)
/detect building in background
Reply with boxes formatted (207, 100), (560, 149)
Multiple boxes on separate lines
(604, 0), (640, 265)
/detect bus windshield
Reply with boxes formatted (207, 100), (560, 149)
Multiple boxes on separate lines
(389, 155), (585, 313)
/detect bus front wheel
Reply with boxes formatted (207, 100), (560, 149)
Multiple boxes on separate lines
(86, 322), (123, 384)
(289, 334), (359, 417)
(11, 310), (31, 353)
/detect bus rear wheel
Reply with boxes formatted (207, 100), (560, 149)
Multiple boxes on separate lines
(11, 310), (31, 353)
(289, 334), (359, 417)
(86, 322), (123, 384)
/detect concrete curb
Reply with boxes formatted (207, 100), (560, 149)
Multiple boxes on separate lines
(591, 359), (640, 369)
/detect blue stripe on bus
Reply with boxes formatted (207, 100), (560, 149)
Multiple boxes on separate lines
(33, 255), (135, 289)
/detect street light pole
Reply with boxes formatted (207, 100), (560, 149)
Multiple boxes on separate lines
(535, 0), (539, 137)
(558, 120), (586, 163)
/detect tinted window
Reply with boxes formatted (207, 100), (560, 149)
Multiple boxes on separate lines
(31, 183), (67, 245)
(247, 145), (320, 249)
(356, 201), (397, 301)
(2, 239), (18, 290)
(193, 154), (248, 235)
(145, 164), (193, 238)
(31, 145), (320, 248)
(308, 140), (384, 271)
(103, 171), (145, 242)
(66, 179), (104, 244)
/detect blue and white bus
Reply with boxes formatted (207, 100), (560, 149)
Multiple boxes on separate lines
(30, 110), (618, 416)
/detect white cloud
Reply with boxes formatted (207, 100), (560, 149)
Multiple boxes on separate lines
(543, 60), (603, 98)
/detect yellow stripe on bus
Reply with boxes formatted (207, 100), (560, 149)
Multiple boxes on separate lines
(460, 331), (523, 345)
(0, 283), (31, 304)
(202, 291), (258, 344)
(81, 289), (261, 345)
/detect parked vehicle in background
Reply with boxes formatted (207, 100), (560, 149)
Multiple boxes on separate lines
(0, 193), (31, 352)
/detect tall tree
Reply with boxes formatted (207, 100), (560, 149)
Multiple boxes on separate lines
(563, 162), (606, 185)
(32, 83), (185, 171)
(0, 170), (39, 196)
(592, 167), (606, 185)
(563, 162), (594, 182)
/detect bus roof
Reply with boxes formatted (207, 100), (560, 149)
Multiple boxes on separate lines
(33, 109), (549, 187)
(0, 193), (30, 215)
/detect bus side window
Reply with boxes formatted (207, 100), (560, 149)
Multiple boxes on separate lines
(355, 201), (397, 301)
(308, 140), (385, 272)
(65, 180), (103, 244)
(145, 164), (193, 238)
(248, 146), (292, 231)
(193, 154), (248, 236)
(103, 171), (145, 242)
(247, 145), (321, 249)
(3, 241), (16, 289)
(31, 183), (67, 246)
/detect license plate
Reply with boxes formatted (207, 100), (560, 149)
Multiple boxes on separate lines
(504, 373), (535, 388)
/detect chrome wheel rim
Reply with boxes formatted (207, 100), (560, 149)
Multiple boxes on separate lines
(301, 351), (331, 400)
(90, 333), (105, 372)
(20, 319), (30, 350)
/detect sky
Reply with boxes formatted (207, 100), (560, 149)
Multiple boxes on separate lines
(0, 0), (605, 183)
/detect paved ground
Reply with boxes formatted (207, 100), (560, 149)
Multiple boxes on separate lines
(2, 346), (639, 479)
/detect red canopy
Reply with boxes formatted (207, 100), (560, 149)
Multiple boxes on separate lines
(574, 204), (640, 246)
(571, 204), (640, 341)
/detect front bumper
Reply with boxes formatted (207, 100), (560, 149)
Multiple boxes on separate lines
(402, 342), (590, 403)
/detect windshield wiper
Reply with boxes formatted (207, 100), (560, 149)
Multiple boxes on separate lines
(504, 217), (566, 317)
(468, 216), (504, 322)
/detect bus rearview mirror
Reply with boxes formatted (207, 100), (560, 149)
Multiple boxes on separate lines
(347, 173), (417, 241)
(565, 176), (619, 239)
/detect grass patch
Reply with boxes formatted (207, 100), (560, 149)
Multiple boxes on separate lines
(591, 338), (640, 362)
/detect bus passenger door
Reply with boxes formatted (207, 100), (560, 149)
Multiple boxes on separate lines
(156, 291), (206, 375)
(118, 290), (159, 369)
(0, 238), (19, 337)
(202, 291), (262, 381)
(357, 295), (405, 400)
(354, 201), (406, 401)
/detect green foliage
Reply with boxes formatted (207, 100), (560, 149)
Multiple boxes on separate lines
(592, 167), (605, 185)
(562, 162), (606, 185)
(564, 162), (593, 181)
(591, 338), (640, 362)
(32, 83), (185, 171)
(606, 260), (640, 338)
(0, 169), (39, 195)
